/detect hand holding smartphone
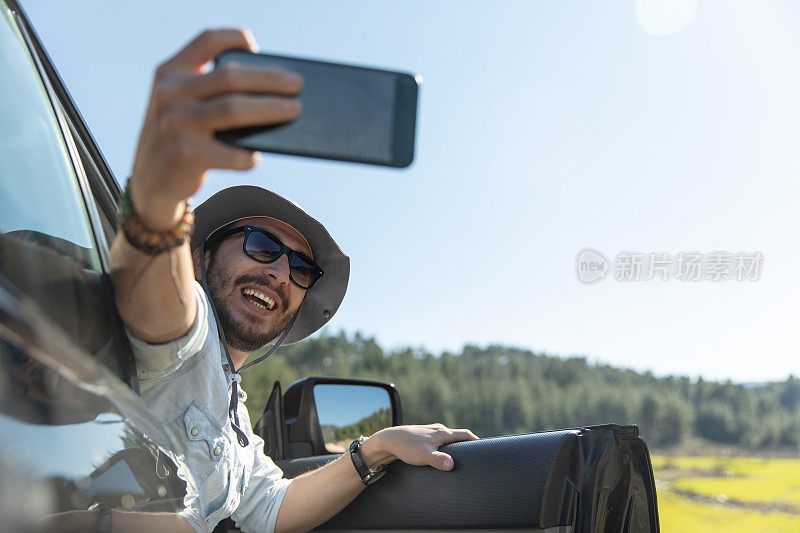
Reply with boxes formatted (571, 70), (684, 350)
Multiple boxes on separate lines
(214, 51), (419, 168)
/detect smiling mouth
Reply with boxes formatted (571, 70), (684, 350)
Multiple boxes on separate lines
(242, 288), (276, 311)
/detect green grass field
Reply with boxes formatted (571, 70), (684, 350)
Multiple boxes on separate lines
(652, 454), (800, 532)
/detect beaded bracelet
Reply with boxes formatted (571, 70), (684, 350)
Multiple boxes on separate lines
(120, 182), (194, 256)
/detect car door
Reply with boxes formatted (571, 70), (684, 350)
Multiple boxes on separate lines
(243, 377), (660, 532)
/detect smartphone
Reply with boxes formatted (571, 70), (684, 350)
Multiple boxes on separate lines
(214, 51), (419, 168)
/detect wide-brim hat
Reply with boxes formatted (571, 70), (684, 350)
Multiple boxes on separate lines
(190, 185), (349, 345)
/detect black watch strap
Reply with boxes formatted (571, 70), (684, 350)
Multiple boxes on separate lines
(349, 436), (387, 486)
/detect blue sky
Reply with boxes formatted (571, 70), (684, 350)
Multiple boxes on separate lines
(23, 0), (800, 382)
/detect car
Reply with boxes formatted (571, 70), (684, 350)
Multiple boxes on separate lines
(0, 1), (659, 531)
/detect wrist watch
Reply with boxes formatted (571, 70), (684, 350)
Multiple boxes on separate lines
(349, 436), (388, 486)
(88, 502), (112, 533)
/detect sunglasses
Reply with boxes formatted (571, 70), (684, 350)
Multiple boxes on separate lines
(205, 225), (323, 290)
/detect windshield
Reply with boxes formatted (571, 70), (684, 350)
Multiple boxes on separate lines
(0, 4), (99, 255)
(0, 2), (130, 373)
(0, 9), (191, 520)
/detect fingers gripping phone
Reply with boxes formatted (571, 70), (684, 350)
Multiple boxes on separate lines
(214, 51), (420, 168)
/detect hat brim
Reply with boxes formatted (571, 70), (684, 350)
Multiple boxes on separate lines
(190, 186), (349, 345)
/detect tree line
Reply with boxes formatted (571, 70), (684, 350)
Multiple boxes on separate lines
(241, 331), (800, 449)
(327, 408), (392, 442)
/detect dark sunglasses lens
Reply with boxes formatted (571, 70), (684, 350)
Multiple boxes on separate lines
(245, 231), (282, 262)
(289, 255), (317, 288)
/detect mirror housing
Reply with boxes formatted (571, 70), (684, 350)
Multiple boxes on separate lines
(282, 376), (402, 459)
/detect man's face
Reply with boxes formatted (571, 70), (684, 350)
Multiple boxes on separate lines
(197, 216), (311, 353)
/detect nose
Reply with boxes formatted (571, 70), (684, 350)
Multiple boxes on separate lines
(260, 253), (291, 285)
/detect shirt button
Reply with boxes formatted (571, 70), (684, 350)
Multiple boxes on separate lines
(190, 427), (199, 437)
(214, 446), (222, 456)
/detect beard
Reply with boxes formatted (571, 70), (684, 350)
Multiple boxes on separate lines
(205, 251), (298, 353)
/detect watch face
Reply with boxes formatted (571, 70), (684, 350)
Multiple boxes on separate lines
(349, 438), (361, 453)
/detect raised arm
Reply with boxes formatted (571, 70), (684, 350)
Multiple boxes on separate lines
(110, 28), (302, 343)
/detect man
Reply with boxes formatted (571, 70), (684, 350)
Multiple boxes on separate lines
(110, 28), (477, 532)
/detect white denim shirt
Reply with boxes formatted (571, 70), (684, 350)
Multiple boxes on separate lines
(127, 281), (292, 533)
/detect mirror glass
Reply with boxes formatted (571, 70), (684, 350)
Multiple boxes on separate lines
(313, 384), (392, 453)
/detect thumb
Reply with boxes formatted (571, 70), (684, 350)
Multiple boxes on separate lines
(429, 451), (454, 471)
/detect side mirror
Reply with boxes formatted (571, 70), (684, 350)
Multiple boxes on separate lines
(282, 376), (402, 459)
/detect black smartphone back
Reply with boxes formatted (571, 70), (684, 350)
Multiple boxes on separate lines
(215, 51), (419, 168)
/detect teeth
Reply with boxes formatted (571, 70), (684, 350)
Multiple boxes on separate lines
(243, 288), (275, 310)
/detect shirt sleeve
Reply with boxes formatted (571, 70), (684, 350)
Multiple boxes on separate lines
(178, 504), (207, 533)
(125, 281), (210, 381)
(175, 459), (211, 533)
(231, 432), (293, 533)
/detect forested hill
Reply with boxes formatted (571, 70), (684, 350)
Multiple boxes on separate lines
(240, 331), (800, 449)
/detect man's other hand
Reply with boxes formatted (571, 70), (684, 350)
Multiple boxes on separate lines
(275, 424), (479, 531)
(129, 28), (303, 230)
(361, 423), (480, 472)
